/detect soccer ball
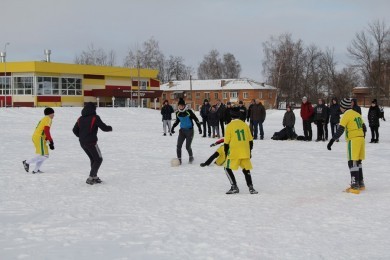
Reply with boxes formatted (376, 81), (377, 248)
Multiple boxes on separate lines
(170, 158), (181, 167)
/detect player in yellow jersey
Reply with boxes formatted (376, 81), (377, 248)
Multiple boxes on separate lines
(23, 107), (55, 174)
(223, 107), (258, 194)
(327, 98), (366, 194)
(200, 138), (226, 167)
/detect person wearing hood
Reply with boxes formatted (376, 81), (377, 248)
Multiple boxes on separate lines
(327, 98), (367, 194)
(367, 99), (381, 143)
(161, 100), (174, 136)
(171, 98), (202, 164)
(73, 102), (112, 185)
(329, 97), (341, 141)
(23, 107), (55, 174)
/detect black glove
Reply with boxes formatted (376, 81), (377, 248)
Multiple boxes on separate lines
(199, 129), (202, 135)
(210, 143), (216, 147)
(171, 129), (175, 134)
(49, 141), (55, 150)
(108, 126), (113, 131)
(327, 139), (335, 150)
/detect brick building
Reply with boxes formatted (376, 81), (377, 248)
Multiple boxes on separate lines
(160, 79), (277, 110)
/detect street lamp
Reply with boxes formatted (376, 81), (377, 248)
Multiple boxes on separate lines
(1, 42), (10, 107)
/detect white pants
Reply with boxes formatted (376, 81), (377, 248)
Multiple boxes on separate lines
(26, 155), (48, 172)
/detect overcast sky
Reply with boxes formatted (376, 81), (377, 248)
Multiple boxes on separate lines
(1, 0), (389, 82)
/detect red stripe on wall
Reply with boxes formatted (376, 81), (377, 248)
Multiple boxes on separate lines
(37, 96), (61, 102)
(150, 79), (160, 87)
(13, 102), (34, 107)
(106, 85), (132, 90)
(84, 90), (93, 96)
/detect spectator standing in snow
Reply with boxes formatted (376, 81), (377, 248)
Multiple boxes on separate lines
(224, 102), (233, 125)
(72, 102), (112, 185)
(300, 96), (314, 141)
(352, 98), (362, 115)
(23, 107), (55, 174)
(367, 99), (381, 143)
(282, 105), (296, 139)
(171, 98), (202, 164)
(246, 99), (255, 136)
(161, 100), (174, 136)
(224, 107), (258, 194)
(249, 99), (266, 140)
(200, 99), (211, 137)
(238, 100), (247, 122)
(313, 98), (328, 141)
(329, 98), (341, 141)
(208, 105), (220, 138)
(327, 98), (367, 194)
(216, 99), (226, 137)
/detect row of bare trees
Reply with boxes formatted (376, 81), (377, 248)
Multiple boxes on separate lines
(74, 38), (241, 83)
(74, 20), (390, 104)
(263, 20), (390, 105)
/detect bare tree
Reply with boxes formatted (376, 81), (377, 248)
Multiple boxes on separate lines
(348, 20), (390, 98)
(123, 38), (165, 82)
(197, 49), (223, 79)
(222, 53), (241, 78)
(165, 55), (193, 82)
(74, 44), (116, 66)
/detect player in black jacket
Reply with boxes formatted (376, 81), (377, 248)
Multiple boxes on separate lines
(73, 102), (112, 185)
(171, 98), (202, 164)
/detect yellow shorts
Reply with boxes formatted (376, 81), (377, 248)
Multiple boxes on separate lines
(32, 136), (49, 156)
(215, 146), (226, 166)
(224, 158), (252, 170)
(347, 137), (365, 161)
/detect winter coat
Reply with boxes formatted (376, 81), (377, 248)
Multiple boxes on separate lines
(238, 105), (247, 121)
(250, 103), (266, 122)
(161, 104), (174, 120)
(246, 104), (254, 121)
(314, 104), (328, 123)
(216, 103), (226, 121)
(300, 102), (314, 121)
(172, 108), (202, 131)
(208, 110), (220, 127)
(72, 102), (112, 145)
(368, 105), (381, 127)
(329, 103), (341, 124)
(283, 110), (295, 128)
(224, 107), (233, 124)
(353, 104), (362, 115)
(200, 102), (211, 119)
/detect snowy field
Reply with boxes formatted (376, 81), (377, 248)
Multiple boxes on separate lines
(1, 106), (389, 260)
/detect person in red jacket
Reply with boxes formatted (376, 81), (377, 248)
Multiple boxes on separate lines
(300, 96), (314, 141)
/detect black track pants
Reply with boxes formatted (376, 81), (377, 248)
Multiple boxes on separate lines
(81, 143), (103, 178)
(176, 128), (194, 159)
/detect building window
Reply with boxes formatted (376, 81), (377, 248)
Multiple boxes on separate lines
(269, 92), (273, 98)
(162, 93), (167, 101)
(37, 77), (59, 95)
(214, 92), (218, 99)
(61, 78), (82, 95)
(259, 92), (263, 99)
(13, 76), (34, 95)
(0, 76), (12, 95)
(243, 92), (248, 99)
(204, 92), (210, 100)
(223, 92), (228, 99)
(140, 80), (148, 90)
(196, 92), (200, 99)
(187, 92), (192, 99)
(229, 92), (238, 98)
(170, 93), (175, 99)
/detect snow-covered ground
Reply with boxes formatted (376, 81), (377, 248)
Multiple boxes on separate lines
(1, 106), (389, 260)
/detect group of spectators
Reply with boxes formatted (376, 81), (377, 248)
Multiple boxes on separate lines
(300, 96), (384, 143)
(200, 99), (266, 140)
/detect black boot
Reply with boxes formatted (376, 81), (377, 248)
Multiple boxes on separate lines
(226, 185), (239, 194)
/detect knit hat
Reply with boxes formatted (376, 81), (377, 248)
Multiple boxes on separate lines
(302, 96), (307, 101)
(372, 99), (377, 104)
(44, 107), (54, 115)
(178, 98), (185, 106)
(204, 99), (209, 103)
(239, 100), (243, 104)
(227, 101), (231, 105)
(340, 98), (352, 110)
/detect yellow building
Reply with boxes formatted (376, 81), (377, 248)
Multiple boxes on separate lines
(0, 61), (161, 107)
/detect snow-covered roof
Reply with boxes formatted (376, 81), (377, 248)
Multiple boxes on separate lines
(160, 78), (275, 91)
